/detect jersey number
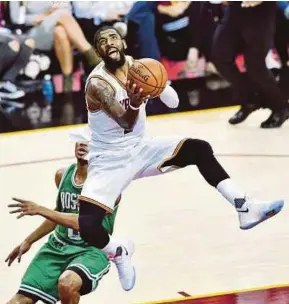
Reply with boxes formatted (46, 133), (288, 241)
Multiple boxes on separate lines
(68, 228), (81, 241)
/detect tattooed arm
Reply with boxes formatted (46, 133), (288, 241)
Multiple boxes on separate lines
(86, 77), (148, 131)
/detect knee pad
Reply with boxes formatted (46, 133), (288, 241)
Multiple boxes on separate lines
(165, 139), (214, 168)
(78, 201), (108, 248)
(182, 139), (213, 158)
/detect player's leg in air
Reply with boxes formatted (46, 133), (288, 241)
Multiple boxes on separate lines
(128, 79), (285, 229)
(70, 130), (136, 292)
(138, 137), (284, 230)
(141, 77), (284, 226)
(77, 135), (284, 294)
(78, 199), (135, 292)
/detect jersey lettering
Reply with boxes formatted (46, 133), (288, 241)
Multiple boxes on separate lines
(60, 192), (79, 211)
(120, 98), (130, 110)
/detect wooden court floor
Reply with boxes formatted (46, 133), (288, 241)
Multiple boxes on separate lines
(1, 107), (289, 304)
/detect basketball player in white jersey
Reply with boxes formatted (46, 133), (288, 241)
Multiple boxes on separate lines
(78, 26), (284, 291)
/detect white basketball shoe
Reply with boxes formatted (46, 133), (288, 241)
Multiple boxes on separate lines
(112, 240), (136, 291)
(235, 196), (284, 230)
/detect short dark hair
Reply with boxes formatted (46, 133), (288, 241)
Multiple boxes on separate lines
(93, 26), (122, 49)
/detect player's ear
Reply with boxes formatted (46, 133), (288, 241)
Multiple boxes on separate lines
(122, 40), (127, 50)
(94, 46), (100, 57)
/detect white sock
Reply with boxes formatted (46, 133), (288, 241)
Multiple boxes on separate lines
(101, 237), (121, 257)
(217, 178), (246, 207)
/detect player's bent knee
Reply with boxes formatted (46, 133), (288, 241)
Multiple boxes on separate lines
(183, 139), (213, 154)
(181, 139), (214, 161)
(167, 139), (214, 168)
(58, 270), (82, 298)
(8, 294), (34, 304)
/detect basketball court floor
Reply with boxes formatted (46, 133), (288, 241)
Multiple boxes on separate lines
(1, 107), (289, 304)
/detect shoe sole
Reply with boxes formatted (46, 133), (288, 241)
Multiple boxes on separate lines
(229, 107), (260, 125)
(260, 118), (289, 128)
(240, 200), (284, 230)
(123, 240), (136, 291)
(124, 266), (136, 291)
(260, 113), (289, 128)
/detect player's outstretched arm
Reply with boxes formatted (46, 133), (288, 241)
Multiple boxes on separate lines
(8, 197), (80, 231)
(5, 168), (69, 267)
(5, 219), (56, 266)
(86, 77), (149, 131)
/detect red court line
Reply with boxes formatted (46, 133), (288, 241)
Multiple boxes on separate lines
(140, 285), (289, 304)
(177, 291), (192, 298)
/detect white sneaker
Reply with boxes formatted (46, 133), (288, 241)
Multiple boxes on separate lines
(112, 240), (136, 291)
(235, 197), (284, 230)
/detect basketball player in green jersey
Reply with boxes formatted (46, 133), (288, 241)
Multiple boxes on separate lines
(6, 142), (121, 304)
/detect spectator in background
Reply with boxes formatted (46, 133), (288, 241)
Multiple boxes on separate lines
(156, 1), (200, 69)
(0, 2), (35, 99)
(9, 1), (100, 99)
(275, 2), (289, 67)
(212, 1), (289, 128)
(0, 32), (34, 99)
(73, 1), (134, 44)
(198, 2), (223, 74)
(127, 1), (201, 68)
(275, 1), (289, 90)
(126, 1), (161, 60)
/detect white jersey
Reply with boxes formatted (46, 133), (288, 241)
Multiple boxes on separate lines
(85, 57), (147, 154)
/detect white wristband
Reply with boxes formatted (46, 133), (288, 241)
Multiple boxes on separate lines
(129, 103), (141, 110)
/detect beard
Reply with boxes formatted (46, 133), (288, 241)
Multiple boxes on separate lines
(103, 50), (126, 71)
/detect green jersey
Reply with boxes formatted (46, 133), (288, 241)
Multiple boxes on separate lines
(55, 164), (118, 246)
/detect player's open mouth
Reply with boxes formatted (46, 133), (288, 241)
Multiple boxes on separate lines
(107, 48), (119, 59)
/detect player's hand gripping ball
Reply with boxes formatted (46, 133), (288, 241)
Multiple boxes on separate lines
(127, 58), (168, 98)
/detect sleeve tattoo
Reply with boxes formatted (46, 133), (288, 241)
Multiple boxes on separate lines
(87, 77), (137, 130)
(90, 78), (118, 111)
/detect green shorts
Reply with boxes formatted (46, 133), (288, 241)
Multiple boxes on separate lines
(18, 233), (110, 304)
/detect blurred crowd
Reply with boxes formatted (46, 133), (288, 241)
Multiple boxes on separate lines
(0, 1), (289, 129)
(0, 1), (221, 100)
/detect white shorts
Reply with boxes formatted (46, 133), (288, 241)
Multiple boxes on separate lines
(79, 137), (187, 213)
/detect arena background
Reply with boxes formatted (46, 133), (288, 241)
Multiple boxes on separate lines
(1, 0), (286, 133)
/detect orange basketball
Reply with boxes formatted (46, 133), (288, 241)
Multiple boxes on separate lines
(127, 58), (168, 98)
